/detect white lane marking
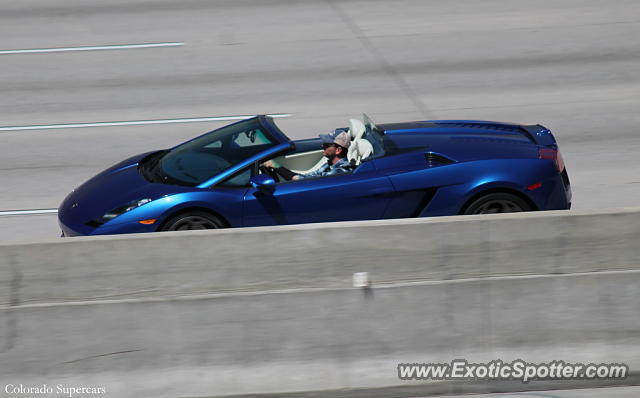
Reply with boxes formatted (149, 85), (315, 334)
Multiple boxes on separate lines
(0, 209), (58, 216)
(0, 42), (184, 55)
(0, 114), (292, 132)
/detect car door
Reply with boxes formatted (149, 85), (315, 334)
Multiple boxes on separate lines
(242, 162), (395, 227)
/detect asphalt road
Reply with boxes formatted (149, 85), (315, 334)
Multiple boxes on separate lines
(2, 0), (640, 241)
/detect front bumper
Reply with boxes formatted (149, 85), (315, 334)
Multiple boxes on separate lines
(59, 215), (158, 237)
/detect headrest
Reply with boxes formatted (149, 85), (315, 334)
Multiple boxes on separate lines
(349, 119), (366, 140)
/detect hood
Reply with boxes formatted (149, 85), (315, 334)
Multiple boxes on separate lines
(59, 151), (181, 225)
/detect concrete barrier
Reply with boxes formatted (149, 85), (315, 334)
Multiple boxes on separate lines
(2, 207), (640, 306)
(1, 208), (640, 397)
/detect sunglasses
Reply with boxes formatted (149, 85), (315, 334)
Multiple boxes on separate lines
(322, 143), (338, 149)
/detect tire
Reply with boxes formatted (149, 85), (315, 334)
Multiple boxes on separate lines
(160, 210), (227, 231)
(462, 193), (532, 215)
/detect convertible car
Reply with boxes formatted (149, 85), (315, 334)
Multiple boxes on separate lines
(58, 114), (571, 236)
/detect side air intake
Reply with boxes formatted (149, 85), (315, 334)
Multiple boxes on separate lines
(425, 152), (455, 166)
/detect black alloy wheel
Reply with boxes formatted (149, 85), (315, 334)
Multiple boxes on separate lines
(463, 193), (532, 215)
(160, 211), (226, 231)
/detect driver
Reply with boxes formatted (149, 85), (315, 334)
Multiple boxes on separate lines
(262, 129), (353, 181)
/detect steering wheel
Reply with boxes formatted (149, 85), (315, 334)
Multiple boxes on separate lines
(259, 165), (280, 182)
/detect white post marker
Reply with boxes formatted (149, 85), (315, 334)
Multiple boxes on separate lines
(353, 272), (370, 288)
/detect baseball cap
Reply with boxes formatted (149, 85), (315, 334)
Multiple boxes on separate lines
(319, 129), (351, 149)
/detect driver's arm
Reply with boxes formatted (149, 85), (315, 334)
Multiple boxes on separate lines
(262, 160), (299, 181)
(274, 166), (298, 181)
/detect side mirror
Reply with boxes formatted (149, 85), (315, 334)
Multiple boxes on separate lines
(250, 174), (276, 192)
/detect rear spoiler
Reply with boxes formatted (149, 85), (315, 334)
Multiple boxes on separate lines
(521, 124), (557, 147)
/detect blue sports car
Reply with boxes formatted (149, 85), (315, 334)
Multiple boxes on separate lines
(58, 114), (571, 236)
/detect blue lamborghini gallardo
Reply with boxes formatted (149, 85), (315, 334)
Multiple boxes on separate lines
(58, 114), (571, 236)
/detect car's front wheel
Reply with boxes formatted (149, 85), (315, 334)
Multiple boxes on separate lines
(462, 193), (532, 215)
(160, 211), (227, 231)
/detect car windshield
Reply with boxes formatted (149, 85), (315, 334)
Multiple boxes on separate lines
(156, 118), (278, 186)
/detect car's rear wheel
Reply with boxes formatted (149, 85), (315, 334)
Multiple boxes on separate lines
(160, 211), (226, 231)
(462, 193), (532, 215)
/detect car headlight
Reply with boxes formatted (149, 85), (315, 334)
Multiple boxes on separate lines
(94, 198), (153, 224)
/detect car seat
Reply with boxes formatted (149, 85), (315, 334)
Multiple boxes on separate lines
(347, 119), (374, 165)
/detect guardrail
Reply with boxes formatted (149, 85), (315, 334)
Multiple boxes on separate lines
(1, 208), (639, 397)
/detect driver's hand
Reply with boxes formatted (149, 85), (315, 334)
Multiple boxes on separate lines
(262, 160), (275, 169)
